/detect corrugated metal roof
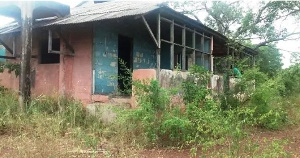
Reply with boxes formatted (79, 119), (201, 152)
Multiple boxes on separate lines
(0, 1), (258, 55)
(45, 1), (160, 26)
(0, 1), (161, 34)
(0, 22), (20, 35)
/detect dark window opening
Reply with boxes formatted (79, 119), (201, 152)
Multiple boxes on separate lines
(40, 38), (60, 64)
(118, 35), (133, 95)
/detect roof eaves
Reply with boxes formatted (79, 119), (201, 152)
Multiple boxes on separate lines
(158, 6), (227, 41)
(43, 2), (160, 26)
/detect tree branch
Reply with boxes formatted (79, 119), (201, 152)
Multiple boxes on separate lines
(234, 2), (271, 38)
(254, 32), (300, 50)
(204, 2), (227, 34)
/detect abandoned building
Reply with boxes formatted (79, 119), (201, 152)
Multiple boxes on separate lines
(0, 1), (256, 105)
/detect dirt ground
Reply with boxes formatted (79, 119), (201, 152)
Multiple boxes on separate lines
(1, 126), (300, 157)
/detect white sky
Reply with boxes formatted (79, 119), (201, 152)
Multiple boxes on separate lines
(0, 0), (298, 68)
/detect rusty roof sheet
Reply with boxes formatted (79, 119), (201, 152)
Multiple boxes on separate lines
(44, 1), (160, 26)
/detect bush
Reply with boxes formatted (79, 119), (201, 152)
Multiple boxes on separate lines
(249, 76), (287, 129)
(219, 68), (268, 111)
(278, 64), (300, 96)
(182, 65), (210, 105)
(113, 65), (249, 149)
(218, 67), (288, 129)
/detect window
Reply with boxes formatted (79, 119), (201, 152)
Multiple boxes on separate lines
(40, 38), (60, 64)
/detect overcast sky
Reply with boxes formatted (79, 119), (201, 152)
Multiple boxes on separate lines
(0, 0), (298, 68)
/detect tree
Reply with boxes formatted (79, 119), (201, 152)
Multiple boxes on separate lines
(257, 46), (283, 77)
(290, 52), (300, 65)
(169, 1), (300, 50)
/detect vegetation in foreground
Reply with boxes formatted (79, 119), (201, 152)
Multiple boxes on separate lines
(1, 64), (300, 157)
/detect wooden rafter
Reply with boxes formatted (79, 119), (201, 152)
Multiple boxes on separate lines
(160, 16), (211, 39)
(0, 55), (16, 59)
(142, 15), (159, 48)
(0, 38), (13, 55)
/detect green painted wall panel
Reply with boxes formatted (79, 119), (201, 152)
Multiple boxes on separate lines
(93, 21), (157, 94)
(0, 47), (5, 62)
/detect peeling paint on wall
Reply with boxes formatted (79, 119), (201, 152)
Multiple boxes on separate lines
(110, 62), (117, 67)
(133, 38), (156, 69)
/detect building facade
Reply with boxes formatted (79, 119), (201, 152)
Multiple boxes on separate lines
(0, 1), (256, 105)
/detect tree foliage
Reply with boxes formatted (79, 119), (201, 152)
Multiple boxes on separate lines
(0, 62), (20, 77)
(290, 52), (300, 64)
(257, 46), (283, 77)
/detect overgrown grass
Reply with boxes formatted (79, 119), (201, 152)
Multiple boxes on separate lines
(1, 64), (300, 157)
(0, 89), (106, 157)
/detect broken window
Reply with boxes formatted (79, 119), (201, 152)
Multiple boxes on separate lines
(40, 38), (60, 64)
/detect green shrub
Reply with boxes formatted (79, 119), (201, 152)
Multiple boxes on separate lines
(161, 112), (191, 143)
(278, 64), (300, 96)
(218, 67), (288, 130)
(219, 92), (241, 110)
(182, 65), (210, 104)
(219, 68), (268, 111)
(113, 65), (248, 149)
(238, 68), (268, 93)
(249, 78), (287, 129)
(134, 80), (169, 112)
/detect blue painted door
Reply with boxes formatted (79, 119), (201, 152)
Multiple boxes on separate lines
(93, 29), (118, 94)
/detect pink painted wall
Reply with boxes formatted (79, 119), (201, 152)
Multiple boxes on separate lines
(64, 26), (93, 105)
(0, 63), (60, 97)
(32, 64), (60, 96)
(0, 34), (21, 92)
(132, 69), (157, 81)
(0, 69), (19, 91)
(0, 27), (93, 105)
(0, 31), (61, 96)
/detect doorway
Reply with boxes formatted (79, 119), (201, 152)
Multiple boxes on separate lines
(118, 35), (133, 95)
